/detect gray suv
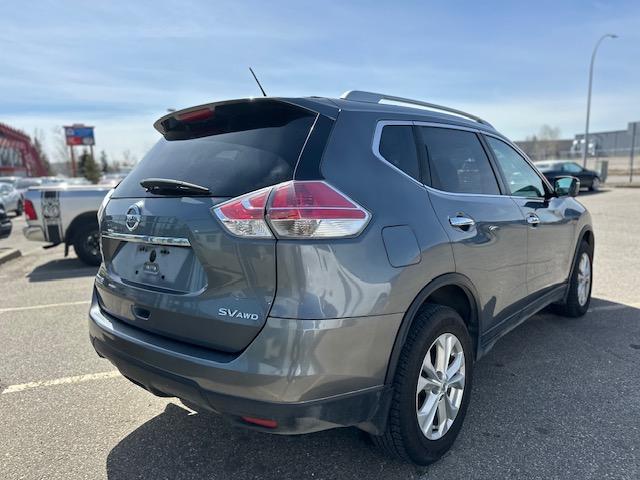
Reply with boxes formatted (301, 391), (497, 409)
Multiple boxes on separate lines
(89, 91), (593, 465)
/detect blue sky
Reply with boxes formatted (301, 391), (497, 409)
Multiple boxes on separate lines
(1, 0), (638, 163)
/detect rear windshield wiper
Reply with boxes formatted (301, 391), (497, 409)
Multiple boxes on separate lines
(140, 178), (211, 196)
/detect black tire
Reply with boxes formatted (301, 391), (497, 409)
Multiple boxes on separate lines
(15, 200), (23, 216)
(589, 177), (600, 192)
(371, 304), (474, 465)
(552, 240), (593, 317)
(72, 222), (101, 266)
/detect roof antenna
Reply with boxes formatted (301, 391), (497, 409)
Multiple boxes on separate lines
(249, 67), (267, 97)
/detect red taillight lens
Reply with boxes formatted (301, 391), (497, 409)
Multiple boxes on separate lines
(175, 108), (213, 122)
(212, 186), (273, 238)
(24, 199), (37, 220)
(267, 181), (370, 238)
(212, 181), (370, 239)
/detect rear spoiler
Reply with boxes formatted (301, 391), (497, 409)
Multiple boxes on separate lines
(153, 97), (337, 140)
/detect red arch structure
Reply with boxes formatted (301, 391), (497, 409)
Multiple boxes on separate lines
(0, 122), (47, 177)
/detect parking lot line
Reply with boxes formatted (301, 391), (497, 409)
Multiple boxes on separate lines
(1, 371), (121, 395)
(0, 300), (90, 313)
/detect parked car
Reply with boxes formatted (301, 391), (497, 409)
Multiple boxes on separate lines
(0, 206), (12, 239)
(22, 184), (113, 265)
(15, 176), (68, 194)
(534, 160), (601, 191)
(89, 92), (593, 465)
(0, 182), (23, 215)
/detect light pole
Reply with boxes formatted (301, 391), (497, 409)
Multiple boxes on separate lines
(582, 33), (617, 167)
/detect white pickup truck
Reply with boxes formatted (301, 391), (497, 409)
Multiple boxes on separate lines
(22, 185), (113, 265)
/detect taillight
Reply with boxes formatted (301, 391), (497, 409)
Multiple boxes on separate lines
(212, 181), (370, 239)
(24, 199), (37, 220)
(267, 181), (370, 238)
(212, 186), (273, 238)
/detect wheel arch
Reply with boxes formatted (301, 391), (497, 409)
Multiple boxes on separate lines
(563, 224), (594, 296)
(384, 273), (482, 385)
(64, 211), (99, 246)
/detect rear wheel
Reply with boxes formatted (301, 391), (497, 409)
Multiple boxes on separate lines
(73, 222), (101, 266)
(590, 177), (600, 191)
(372, 304), (473, 465)
(553, 240), (592, 317)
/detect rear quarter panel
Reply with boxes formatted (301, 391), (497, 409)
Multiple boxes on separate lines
(270, 110), (455, 319)
(24, 186), (110, 243)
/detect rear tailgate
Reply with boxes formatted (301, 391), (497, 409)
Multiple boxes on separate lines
(97, 98), (331, 353)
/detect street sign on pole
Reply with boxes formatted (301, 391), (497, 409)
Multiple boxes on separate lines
(63, 125), (95, 177)
(64, 125), (95, 146)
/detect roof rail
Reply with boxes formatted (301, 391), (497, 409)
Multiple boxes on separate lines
(340, 90), (493, 127)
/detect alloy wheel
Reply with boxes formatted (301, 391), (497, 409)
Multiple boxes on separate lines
(416, 332), (465, 440)
(577, 252), (591, 306)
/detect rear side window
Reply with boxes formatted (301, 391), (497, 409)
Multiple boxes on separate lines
(114, 100), (317, 198)
(378, 126), (420, 180)
(419, 127), (500, 195)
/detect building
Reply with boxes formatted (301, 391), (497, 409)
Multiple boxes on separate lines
(0, 123), (48, 177)
(516, 138), (573, 161)
(571, 121), (640, 158)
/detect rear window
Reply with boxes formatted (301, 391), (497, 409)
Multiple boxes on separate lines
(114, 100), (317, 198)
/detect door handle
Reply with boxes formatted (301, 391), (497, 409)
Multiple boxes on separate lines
(449, 216), (475, 229)
(526, 214), (540, 226)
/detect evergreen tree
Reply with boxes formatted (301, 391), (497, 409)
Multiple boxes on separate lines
(99, 150), (109, 173)
(78, 150), (102, 184)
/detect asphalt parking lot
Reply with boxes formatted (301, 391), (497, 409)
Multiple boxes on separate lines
(1, 188), (639, 480)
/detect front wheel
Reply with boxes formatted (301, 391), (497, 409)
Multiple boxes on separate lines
(553, 240), (593, 317)
(372, 304), (473, 465)
(590, 177), (600, 191)
(73, 222), (101, 266)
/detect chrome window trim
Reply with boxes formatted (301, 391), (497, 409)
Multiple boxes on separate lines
(102, 232), (191, 247)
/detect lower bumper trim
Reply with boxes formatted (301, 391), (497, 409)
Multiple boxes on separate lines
(91, 335), (392, 435)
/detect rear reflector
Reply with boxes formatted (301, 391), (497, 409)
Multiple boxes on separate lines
(24, 199), (37, 220)
(212, 181), (370, 239)
(267, 181), (370, 238)
(241, 416), (278, 429)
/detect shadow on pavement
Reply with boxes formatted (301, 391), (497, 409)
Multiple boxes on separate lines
(106, 403), (420, 480)
(105, 296), (640, 479)
(27, 257), (97, 282)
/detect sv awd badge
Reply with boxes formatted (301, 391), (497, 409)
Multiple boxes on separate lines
(218, 308), (259, 321)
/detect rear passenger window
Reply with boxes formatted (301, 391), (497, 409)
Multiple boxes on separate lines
(378, 126), (420, 180)
(419, 127), (500, 195)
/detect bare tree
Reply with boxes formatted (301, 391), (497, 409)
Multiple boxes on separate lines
(522, 125), (562, 161)
(32, 129), (52, 175)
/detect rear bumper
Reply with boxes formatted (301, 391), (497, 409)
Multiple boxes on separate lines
(23, 225), (45, 242)
(88, 288), (401, 434)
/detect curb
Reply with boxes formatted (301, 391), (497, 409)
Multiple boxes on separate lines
(604, 183), (640, 188)
(0, 248), (21, 266)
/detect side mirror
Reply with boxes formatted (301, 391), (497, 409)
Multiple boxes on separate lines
(554, 176), (580, 197)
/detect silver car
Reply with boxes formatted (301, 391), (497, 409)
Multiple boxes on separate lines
(89, 91), (593, 465)
(0, 181), (23, 215)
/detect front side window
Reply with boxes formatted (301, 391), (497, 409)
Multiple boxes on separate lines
(486, 137), (546, 198)
(419, 127), (500, 195)
(378, 125), (420, 180)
